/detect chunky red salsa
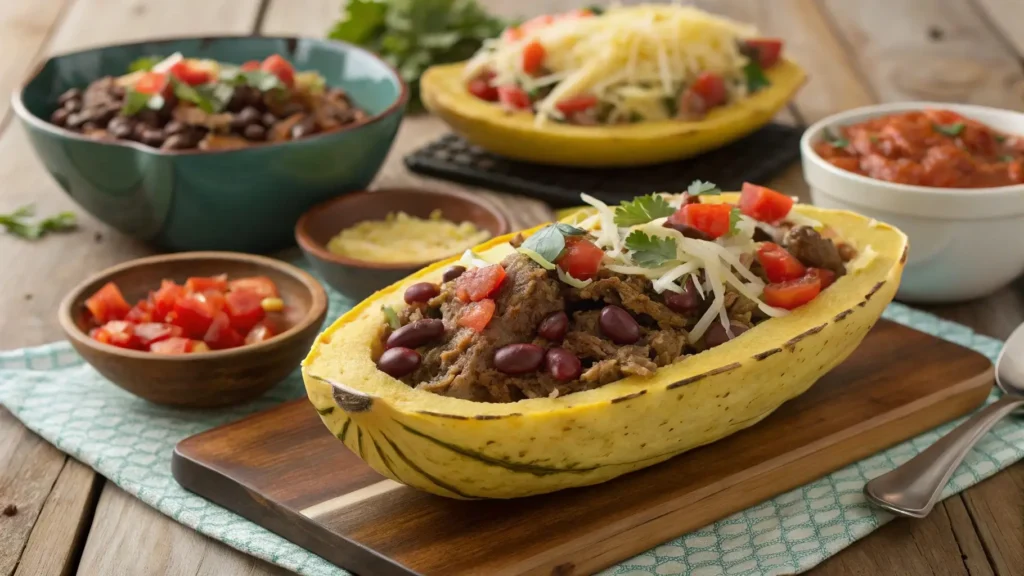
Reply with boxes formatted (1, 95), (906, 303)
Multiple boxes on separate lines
(814, 109), (1024, 188)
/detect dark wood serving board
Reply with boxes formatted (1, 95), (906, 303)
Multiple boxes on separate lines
(172, 320), (994, 576)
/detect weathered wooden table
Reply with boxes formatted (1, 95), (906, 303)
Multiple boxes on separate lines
(1, 1), (1022, 574)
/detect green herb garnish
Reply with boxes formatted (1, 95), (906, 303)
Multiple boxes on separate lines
(554, 223), (586, 236)
(686, 179), (721, 196)
(520, 225), (568, 263)
(1000, 154), (1015, 162)
(328, 0), (509, 112)
(994, 134), (1007, 143)
(614, 194), (675, 227)
(934, 122), (965, 137)
(824, 129), (849, 149)
(0, 205), (76, 240)
(121, 90), (152, 115)
(381, 305), (401, 329)
(128, 56), (162, 73)
(587, 5), (604, 15)
(743, 60), (770, 93)
(728, 207), (743, 237)
(624, 231), (677, 268)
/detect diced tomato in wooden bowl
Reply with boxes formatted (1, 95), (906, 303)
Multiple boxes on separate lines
(58, 252), (328, 408)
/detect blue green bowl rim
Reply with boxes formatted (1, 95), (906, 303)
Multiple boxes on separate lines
(11, 34), (409, 157)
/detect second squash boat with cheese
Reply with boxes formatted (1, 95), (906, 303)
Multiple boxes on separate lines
(420, 4), (807, 166)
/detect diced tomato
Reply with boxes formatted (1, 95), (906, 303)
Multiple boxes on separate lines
(199, 289), (227, 313)
(744, 38), (783, 68)
(467, 74), (499, 102)
(225, 289), (266, 332)
(690, 72), (726, 108)
(185, 274), (228, 293)
(135, 72), (169, 95)
(739, 182), (794, 223)
(134, 323), (183, 348)
(762, 274), (822, 310)
(203, 311), (245, 350)
(244, 321), (277, 345)
(124, 299), (154, 324)
(152, 280), (185, 320)
(557, 237), (604, 280)
(240, 60), (261, 72)
(260, 54), (295, 87)
(169, 61), (212, 86)
(555, 94), (598, 115)
(227, 276), (279, 299)
(458, 299), (496, 333)
(497, 85), (531, 110)
(150, 337), (199, 355)
(169, 294), (217, 338)
(756, 242), (807, 283)
(85, 282), (132, 324)
(456, 264), (507, 302)
(90, 321), (141, 349)
(671, 203), (734, 239)
(521, 40), (546, 75)
(806, 268), (837, 290)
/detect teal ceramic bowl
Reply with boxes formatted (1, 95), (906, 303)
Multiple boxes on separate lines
(12, 36), (407, 253)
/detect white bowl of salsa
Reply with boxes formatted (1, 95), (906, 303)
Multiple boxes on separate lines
(800, 101), (1024, 303)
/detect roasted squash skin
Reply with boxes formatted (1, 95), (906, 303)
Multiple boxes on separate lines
(419, 60), (807, 167)
(302, 196), (907, 499)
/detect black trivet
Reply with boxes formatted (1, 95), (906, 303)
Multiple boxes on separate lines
(404, 123), (804, 208)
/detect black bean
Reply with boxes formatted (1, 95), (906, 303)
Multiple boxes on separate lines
(163, 120), (187, 136)
(65, 112), (88, 128)
(704, 321), (749, 348)
(162, 133), (200, 150)
(243, 124), (266, 141)
(442, 265), (466, 283)
(663, 220), (712, 241)
(599, 305), (641, 345)
(537, 311), (568, 341)
(290, 116), (318, 140)
(386, 318), (444, 349)
(377, 347), (421, 378)
(239, 106), (261, 125)
(261, 112), (278, 127)
(545, 348), (582, 382)
(50, 108), (70, 127)
(80, 122), (99, 133)
(135, 109), (162, 128)
(107, 116), (135, 139)
(140, 129), (166, 147)
(227, 86), (263, 113)
(664, 277), (702, 314)
(494, 343), (545, 375)
(62, 98), (82, 113)
(57, 88), (82, 106)
(93, 106), (118, 127)
(404, 282), (440, 304)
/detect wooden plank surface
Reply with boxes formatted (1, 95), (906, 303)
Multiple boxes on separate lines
(0, 0), (1021, 575)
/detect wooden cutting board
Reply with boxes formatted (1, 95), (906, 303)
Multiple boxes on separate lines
(172, 319), (993, 576)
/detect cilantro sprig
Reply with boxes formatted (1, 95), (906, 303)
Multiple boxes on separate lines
(614, 194), (675, 227)
(743, 60), (770, 93)
(727, 207), (743, 237)
(934, 122), (965, 137)
(686, 180), (721, 196)
(824, 128), (849, 149)
(0, 205), (76, 240)
(624, 231), (677, 268)
(519, 223), (586, 264)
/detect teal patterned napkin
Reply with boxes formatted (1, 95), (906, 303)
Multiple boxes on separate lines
(0, 278), (1019, 576)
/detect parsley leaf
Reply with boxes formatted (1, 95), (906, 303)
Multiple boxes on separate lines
(381, 305), (401, 329)
(614, 194), (675, 227)
(0, 205), (76, 240)
(520, 225), (567, 263)
(934, 122), (965, 137)
(686, 179), (721, 196)
(728, 207), (743, 237)
(824, 128), (849, 148)
(743, 60), (770, 93)
(554, 223), (586, 236)
(128, 56), (162, 73)
(624, 231), (677, 268)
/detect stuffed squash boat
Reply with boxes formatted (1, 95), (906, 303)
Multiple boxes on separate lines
(420, 4), (807, 167)
(302, 184), (907, 499)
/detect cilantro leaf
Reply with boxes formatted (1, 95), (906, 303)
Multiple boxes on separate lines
(624, 231), (677, 268)
(614, 194), (675, 227)
(121, 90), (151, 115)
(171, 79), (217, 113)
(743, 60), (770, 93)
(686, 180), (721, 196)
(381, 305), (401, 329)
(934, 122), (965, 137)
(554, 223), (586, 236)
(728, 207), (743, 237)
(0, 205), (76, 240)
(128, 56), (162, 73)
(520, 225), (567, 263)
(824, 128), (849, 148)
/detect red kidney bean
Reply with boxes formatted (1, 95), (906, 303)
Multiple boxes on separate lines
(493, 343), (545, 375)
(545, 348), (582, 382)
(386, 319), (444, 349)
(537, 311), (569, 341)
(704, 321), (750, 348)
(663, 220), (712, 241)
(664, 277), (702, 314)
(442, 265), (466, 283)
(377, 347), (421, 378)
(599, 305), (641, 345)
(404, 282), (440, 304)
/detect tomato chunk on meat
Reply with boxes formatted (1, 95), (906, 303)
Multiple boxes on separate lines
(762, 274), (822, 310)
(555, 94), (598, 115)
(497, 85), (531, 110)
(134, 72), (169, 95)
(456, 264), (507, 302)
(740, 182), (794, 223)
(690, 72), (726, 108)
(458, 299), (496, 333)
(744, 38), (783, 68)
(227, 276), (279, 299)
(670, 203), (734, 239)
(169, 61), (212, 86)
(225, 289), (266, 332)
(756, 242), (807, 283)
(521, 40), (546, 75)
(85, 282), (132, 324)
(467, 74), (499, 102)
(557, 237), (604, 280)
(806, 267), (837, 290)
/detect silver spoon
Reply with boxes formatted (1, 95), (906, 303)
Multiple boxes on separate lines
(863, 322), (1024, 518)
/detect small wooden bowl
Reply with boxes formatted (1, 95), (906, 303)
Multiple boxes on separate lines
(58, 252), (328, 408)
(295, 188), (510, 301)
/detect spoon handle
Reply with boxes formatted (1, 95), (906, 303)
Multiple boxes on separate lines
(863, 394), (1024, 518)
